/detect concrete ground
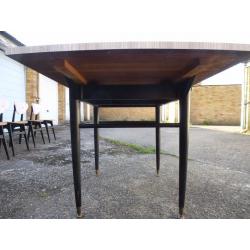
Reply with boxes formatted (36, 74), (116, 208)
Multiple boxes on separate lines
(0, 125), (249, 219)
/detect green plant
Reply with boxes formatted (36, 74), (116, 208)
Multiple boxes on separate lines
(202, 120), (210, 125)
(102, 137), (156, 154)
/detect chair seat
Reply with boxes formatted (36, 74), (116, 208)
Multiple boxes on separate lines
(0, 122), (7, 126)
(29, 120), (44, 123)
(8, 121), (28, 125)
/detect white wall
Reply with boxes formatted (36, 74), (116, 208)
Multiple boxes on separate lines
(0, 51), (26, 121)
(201, 63), (244, 85)
(39, 74), (58, 125)
(65, 87), (70, 121)
(65, 88), (87, 121)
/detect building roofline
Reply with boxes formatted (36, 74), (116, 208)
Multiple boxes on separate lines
(0, 41), (6, 51)
(0, 31), (25, 46)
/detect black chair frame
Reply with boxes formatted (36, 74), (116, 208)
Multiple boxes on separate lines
(30, 105), (56, 143)
(7, 105), (30, 154)
(0, 122), (10, 160)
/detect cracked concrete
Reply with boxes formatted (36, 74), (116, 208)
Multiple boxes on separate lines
(0, 125), (249, 219)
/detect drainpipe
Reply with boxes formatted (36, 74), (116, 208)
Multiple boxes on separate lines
(247, 64), (250, 132)
(241, 62), (250, 133)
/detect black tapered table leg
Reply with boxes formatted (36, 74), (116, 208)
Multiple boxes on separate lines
(94, 106), (100, 176)
(155, 105), (160, 176)
(179, 91), (189, 218)
(69, 87), (83, 218)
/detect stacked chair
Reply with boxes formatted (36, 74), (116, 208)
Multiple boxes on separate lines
(0, 100), (13, 160)
(9, 102), (30, 154)
(0, 100), (56, 160)
(30, 104), (56, 143)
(0, 122), (10, 160)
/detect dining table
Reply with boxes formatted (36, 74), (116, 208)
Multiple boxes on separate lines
(6, 41), (250, 218)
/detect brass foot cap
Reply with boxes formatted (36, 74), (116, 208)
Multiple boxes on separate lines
(76, 207), (85, 219)
(179, 208), (185, 219)
(156, 170), (160, 177)
(96, 169), (100, 176)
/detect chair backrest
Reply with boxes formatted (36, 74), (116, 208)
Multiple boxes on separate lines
(0, 99), (9, 122)
(13, 102), (28, 122)
(30, 103), (41, 120)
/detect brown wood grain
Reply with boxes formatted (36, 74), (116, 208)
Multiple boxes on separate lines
(5, 41), (250, 87)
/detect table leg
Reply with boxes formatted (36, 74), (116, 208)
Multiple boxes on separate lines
(179, 91), (189, 218)
(69, 87), (83, 218)
(94, 106), (100, 176)
(155, 105), (160, 176)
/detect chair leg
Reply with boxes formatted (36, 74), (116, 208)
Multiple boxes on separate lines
(19, 127), (22, 144)
(1, 128), (10, 160)
(51, 122), (56, 140)
(2, 138), (10, 160)
(27, 126), (31, 141)
(8, 124), (15, 156)
(29, 124), (36, 148)
(44, 122), (51, 143)
(39, 123), (46, 144)
(22, 125), (30, 151)
(34, 124), (37, 138)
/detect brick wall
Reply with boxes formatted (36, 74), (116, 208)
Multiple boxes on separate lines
(99, 107), (155, 121)
(58, 84), (65, 124)
(26, 67), (39, 117)
(98, 85), (241, 125)
(26, 68), (65, 125)
(190, 84), (241, 125)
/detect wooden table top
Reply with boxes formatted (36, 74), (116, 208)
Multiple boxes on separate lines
(6, 41), (250, 87)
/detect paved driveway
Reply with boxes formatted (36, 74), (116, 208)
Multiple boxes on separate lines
(100, 126), (250, 174)
(0, 126), (249, 219)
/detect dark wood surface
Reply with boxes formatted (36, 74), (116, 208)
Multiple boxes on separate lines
(6, 41), (250, 88)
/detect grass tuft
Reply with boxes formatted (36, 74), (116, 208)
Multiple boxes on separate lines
(102, 137), (156, 154)
(101, 137), (195, 161)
